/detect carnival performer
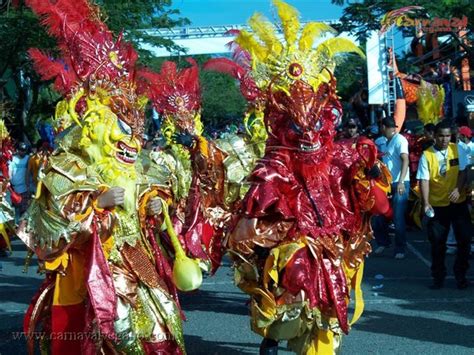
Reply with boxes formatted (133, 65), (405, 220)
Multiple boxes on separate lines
(18, 1), (199, 353)
(0, 120), (20, 257)
(225, 1), (392, 354)
(143, 60), (265, 272)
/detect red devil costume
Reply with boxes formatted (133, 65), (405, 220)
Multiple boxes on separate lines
(224, 1), (391, 354)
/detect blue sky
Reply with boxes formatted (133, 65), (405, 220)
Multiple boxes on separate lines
(172, 0), (344, 26)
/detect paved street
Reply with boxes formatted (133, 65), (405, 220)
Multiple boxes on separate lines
(1, 228), (473, 354)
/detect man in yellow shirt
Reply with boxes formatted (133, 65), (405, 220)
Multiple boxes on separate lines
(417, 120), (472, 289)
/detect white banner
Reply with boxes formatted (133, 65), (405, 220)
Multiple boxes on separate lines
(366, 31), (386, 105)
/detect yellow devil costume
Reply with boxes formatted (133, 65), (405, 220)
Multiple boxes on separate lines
(18, 1), (197, 353)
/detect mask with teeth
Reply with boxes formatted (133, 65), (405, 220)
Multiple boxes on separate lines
(77, 92), (144, 212)
(27, 2), (149, 212)
(225, 2), (362, 155)
(266, 79), (342, 153)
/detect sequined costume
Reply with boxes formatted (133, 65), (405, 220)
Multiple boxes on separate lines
(18, 1), (189, 353)
(143, 60), (264, 272)
(0, 120), (18, 253)
(225, 1), (391, 353)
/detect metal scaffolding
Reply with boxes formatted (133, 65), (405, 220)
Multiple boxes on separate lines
(142, 20), (340, 40)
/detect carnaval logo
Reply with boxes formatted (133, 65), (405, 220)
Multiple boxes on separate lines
(380, 6), (468, 34)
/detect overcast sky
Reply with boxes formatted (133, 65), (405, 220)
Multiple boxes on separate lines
(172, 0), (344, 26)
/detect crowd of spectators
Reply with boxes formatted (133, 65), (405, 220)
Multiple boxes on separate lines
(1, 114), (473, 290)
(336, 113), (473, 289)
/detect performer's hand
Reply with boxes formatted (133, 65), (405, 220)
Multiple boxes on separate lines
(147, 197), (162, 216)
(172, 131), (196, 148)
(97, 187), (125, 208)
(365, 164), (381, 179)
(449, 187), (460, 202)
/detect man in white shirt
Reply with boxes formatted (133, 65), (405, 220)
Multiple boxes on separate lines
(373, 117), (410, 259)
(458, 126), (473, 169)
(446, 126), (472, 254)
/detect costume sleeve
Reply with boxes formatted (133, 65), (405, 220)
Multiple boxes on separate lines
(190, 137), (226, 206)
(17, 167), (113, 262)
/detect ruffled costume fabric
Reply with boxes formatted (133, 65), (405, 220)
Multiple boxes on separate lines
(229, 134), (390, 354)
(224, 1), (392, 353)
(18, 0), (187, 353)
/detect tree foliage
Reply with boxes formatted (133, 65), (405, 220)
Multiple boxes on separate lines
(334, 53), (367, 102)
(200, 69), (247, 132)
(0, 0), (188, 140)
(0, 4), (58, 139)
(96, 0), (189, 65)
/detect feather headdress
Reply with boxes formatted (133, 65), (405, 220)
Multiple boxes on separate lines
(140, 59), (204, 141)
(234, 0), (364, 94)
(26, 0), (147, 136)
(141, 59), (201, 117)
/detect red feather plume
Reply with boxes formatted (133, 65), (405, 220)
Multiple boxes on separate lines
(26, 0), (147, 136)
(203, 58), (245, 79)
(141, 59), (201, 116)
(28, 48), (77, 94)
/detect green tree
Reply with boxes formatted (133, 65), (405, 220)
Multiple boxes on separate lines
(97, 0), (189, 65)
(334, 53), (367, 102)
(0, 0), (188, 140)
(0, 3), (57, 139)
(200, 69), (247, 132)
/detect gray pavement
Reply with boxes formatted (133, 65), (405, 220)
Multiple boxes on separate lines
(1, 228), (473, 354)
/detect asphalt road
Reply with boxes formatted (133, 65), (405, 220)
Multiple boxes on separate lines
(1, 228), (473, 354)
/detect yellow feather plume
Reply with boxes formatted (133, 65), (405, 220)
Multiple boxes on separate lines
(315, 37), (365, 59)
(273, 0), (300, 46)
(299, 22), (336, 52)
(248, 13), (282, 55)
(236, 30), (268, 62)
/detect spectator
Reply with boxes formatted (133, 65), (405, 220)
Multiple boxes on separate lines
(9, 142), (31, 223)
(343, 118), (360, 140)
(458, 126), (473, 166)
(446, 125), (473, 255)
(417, 120), (472, 290)
(373, 117), (410, 259)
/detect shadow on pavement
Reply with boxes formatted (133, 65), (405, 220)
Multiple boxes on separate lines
(180, 289), (250, 316)
(185, 334), (258, 354)
(358, 309), (474, 348)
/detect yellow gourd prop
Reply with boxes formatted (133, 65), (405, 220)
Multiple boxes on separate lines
(160, 199), (202, 291)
